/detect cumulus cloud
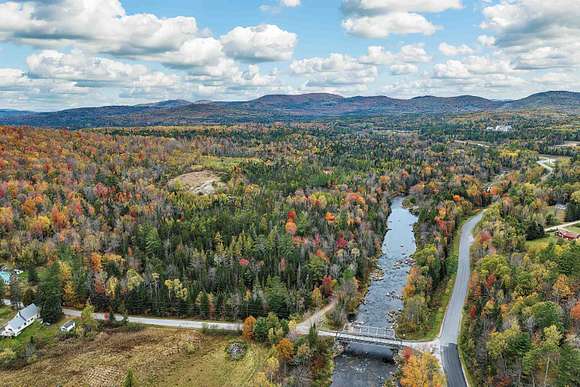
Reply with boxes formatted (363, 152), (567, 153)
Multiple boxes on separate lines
(343, 13), (438, 38)
(342, 0), (461, 15)
(22, 49), (198, 104)
(359, 44), (431, 65)
(145, 37), (225, 69)
(341, 0), (461, 38)
(0, 0), (199, 54)
(438, 42), (474, 56)
(433, 60), (471, 79)
(480, 0), (580, 68)
(290, 53), (378, 88)
(260, 0), (301, 13)
(1, 49), (289, 109)
(434, 56), (514, 79)
(0, 66), (92, 109)
(221, 25), (297, 62)
(26, 50), (179, 88)
(230, 65), (280, 89)
(390, 64), (418, 75)
(280, 0), (301, 7)
(477, 35), (496, 47)
(0, 1), (297, 67)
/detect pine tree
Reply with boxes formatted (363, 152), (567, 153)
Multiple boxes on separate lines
(27, 265), (39, 284)
(9, 272), (21, 309)
(38, 262), (62, 323)
(199, 292), (210, 319)
(122, 369), (138, 387)
(23, 288), (35, 306)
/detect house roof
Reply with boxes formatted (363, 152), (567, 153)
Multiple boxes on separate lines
(557, 230), (578, 238)
(19, 303), (39, 320)
(5, 315), (26, 331)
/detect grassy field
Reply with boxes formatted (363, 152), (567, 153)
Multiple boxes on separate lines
(525, 234), (559, 251)
(160, 335), (271, 387)
(0, 319), (63, 353)
(526, 229), (579, 251)
(0, 327), (268, 387)
(0, 306), (15, 326)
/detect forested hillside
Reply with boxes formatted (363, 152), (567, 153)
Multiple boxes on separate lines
(461, 157), (580, 386)
(0, 122), (577, 384)
(0, 124), (516, 321)
(1, 91), (578, 128)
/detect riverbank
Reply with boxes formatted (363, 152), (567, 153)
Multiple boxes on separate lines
(331, 197), (418, 387)
(397, 212), (478, 341)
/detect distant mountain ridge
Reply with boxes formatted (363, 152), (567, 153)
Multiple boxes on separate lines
(1, 91), (578, 128)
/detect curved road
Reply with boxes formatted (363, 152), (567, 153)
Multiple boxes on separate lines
(440, 211), (484, 387)
(3, 212), (485, 386)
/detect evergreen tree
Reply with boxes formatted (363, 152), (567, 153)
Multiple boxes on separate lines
(199, 292), (210, 319)
(38, 262), (62, 323)
(565, 201), (580, 222)
(253, 317), (269, 342)
(9, 272), (21, 309)
(27, 265), (39, 285)
(265, 276), (289, 317)
(23, 288), (35, 306)
(0, 278), (4, 301)
(122, 369), (138, 387)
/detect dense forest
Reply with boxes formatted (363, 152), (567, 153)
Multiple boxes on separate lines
(461, 157), (580, 386)
(0, 124), (515, 321)
(0, 121), (578, 385)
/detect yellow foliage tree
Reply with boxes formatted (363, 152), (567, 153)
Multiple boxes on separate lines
(400, 352), (445, 387)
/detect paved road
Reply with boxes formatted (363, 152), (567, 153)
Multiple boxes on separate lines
(62, 308), (243, 331)
(545, 220), (580, 232)
(440, 212), (483, 345)
(440, 211), (484, 387)
(295, 299), (336, 334)
(537, 157), (555, 182)
(2, 299), (242, 331)
(537, 157), (555, 173)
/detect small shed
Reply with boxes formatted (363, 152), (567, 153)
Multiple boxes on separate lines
(60, 320), (76, 333)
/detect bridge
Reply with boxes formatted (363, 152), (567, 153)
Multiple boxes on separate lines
(320, 323), (405, 350)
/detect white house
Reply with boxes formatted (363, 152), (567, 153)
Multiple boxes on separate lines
(1, 304), (39, 337)
(486, 125), (512, 132)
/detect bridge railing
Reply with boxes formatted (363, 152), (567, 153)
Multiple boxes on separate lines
(334, 323), (404, 347)
(342, 323), (396, 339)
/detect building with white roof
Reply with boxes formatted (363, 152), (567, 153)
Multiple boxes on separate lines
(1, 304), (39, 337)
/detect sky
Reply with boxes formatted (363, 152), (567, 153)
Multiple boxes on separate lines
(0, 0), (579, 110)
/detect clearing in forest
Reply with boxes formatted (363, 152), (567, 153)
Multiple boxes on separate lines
(168, 170), (225, 194)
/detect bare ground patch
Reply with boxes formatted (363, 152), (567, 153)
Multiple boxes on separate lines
(168, 170), (224, 194)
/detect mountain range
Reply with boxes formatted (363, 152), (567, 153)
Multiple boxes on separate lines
(1, 91), (578, 128)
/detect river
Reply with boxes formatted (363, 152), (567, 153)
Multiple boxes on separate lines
(331, 196), (418, 387)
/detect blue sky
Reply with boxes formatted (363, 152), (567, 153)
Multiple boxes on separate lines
(0, 0), (578, 110)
